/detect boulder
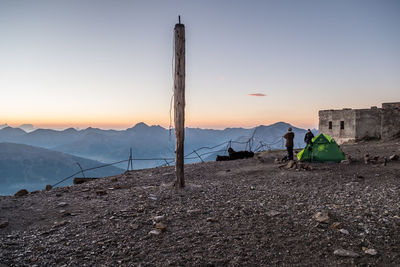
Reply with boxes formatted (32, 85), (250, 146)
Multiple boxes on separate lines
(14, 189), (28, 197)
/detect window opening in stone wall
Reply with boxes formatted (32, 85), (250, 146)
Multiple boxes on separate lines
(340, 121), (344, 130)
(329, 121), (332, 129)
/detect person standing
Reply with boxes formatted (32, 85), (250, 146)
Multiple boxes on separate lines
(304, 129), (314, 146)
(283, 127), (295, 160)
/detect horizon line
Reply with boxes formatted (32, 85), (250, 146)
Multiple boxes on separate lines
(0, 121), (319, 132)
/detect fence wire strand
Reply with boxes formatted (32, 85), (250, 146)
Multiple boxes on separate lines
(51, 135), (285, 187)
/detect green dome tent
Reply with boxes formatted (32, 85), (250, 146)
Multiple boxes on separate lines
(297, 133), (346, 162)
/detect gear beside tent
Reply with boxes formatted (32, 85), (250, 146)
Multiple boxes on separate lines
(297, 134), (346, 162)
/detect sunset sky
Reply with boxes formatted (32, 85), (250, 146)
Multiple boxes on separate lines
(1, 0), (399, 130)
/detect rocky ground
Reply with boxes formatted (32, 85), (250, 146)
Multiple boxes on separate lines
(0, 139), (399, 266)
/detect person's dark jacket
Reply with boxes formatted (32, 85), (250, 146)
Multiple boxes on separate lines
(283, 132), (295, 148)
(304, 132), (314, 144)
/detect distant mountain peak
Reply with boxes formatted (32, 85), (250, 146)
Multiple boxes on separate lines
(0, 126), (26, 134)
(134, 122), (149, 128)
(127, 122), (150, 131)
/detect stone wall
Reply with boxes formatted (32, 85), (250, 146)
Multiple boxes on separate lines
(318, 109), (356, 144)
(319, 102), (400, 143)
(355, 108), (381, 140)
(382, 102), (400, 109)
(381, 107), (400, 139)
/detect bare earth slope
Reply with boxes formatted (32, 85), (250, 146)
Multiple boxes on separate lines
(1, 140), (399, 266)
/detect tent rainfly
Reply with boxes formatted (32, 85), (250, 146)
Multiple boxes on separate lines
(297, 133), (346, 162)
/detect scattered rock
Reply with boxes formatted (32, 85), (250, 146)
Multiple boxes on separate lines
(364, 248), (378, 256)
(14, 189), (28, 197)
(148, 195), (157, 201)
(266, 210), (281, 217)
(313, 211), (330, 223)
(389, 154), (399, 161)
(274, 158), (280, 164)
(130, 224), (139, 230)
(153, 215), (165, 222)
(206, 217), (217, 223)
(341, 159), (350, 164)
(334, 249), (360, 258)
(148, 229), (161, 235)
(339, 229), (349, 235)
(155, 222), (167, 232)
(57, 202), (68, 208)
(137, 205), (145, 213)
(331, 222), (342, 229)
(250, 186), (255, 190)
(54, 220), (69, 227)
(286, 160), (296, 169)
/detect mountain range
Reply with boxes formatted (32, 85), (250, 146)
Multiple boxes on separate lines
(0, 122), (315, 166)
(0, 143), (123, 196)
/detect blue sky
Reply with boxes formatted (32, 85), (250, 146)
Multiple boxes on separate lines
(0, 0), (399, 129)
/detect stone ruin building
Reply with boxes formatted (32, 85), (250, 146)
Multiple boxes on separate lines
(319, 102), (400, 144)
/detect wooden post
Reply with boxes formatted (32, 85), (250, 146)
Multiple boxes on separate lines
(174, 17), (185, 188)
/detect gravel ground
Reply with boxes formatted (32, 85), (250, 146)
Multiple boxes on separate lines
(0, 139), (399, 266)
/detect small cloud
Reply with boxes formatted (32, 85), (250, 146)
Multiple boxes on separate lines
(248, 93), (266, 97)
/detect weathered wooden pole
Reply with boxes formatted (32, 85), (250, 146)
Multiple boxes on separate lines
(174, 16), (185, 188)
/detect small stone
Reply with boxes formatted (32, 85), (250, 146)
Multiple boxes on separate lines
(45, 185), (52, 191)
(137, 206), (145, 213)
(274, 158), (280, 164)
(331, 222), (342, 229)
(334, 249), (360, 258)
(313, 211), (330, 223)
(130, 224), (139, 230)
(364, 248), (377, 255)
(206, 217), (217, 222)
(266, 210), (281, 217)
(153, 215), (165, 222)
(286, 160), (296, 169)
(339, 229), (349, 235)
(0, 220), (9, 229)
(14, 189), (28, 197)
(57, 202), (68, 208)
(148, 229), (161, 235)
(54, 220), (69, 227)
(341, 159), (350, 164)
(155, 222), (167, 232)
(250, 186), (255, 190)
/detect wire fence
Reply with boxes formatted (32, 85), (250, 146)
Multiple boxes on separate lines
(51, 136), (285, 187)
